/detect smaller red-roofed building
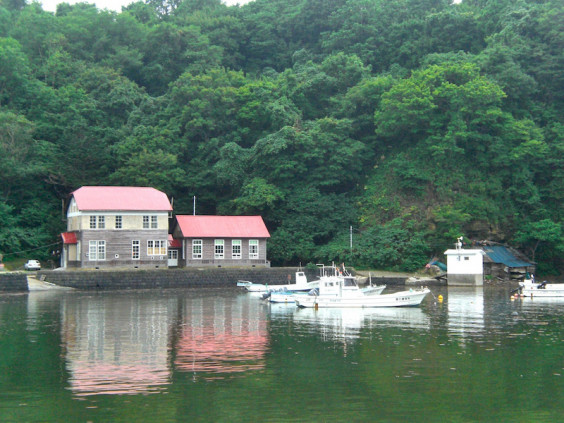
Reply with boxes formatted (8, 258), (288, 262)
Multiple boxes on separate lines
(172, 215), (270, 267)
(61, 186), (172, 269)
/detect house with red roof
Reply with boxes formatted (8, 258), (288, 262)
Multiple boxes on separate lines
(172, 215), (271, 267)
(61, 186), (172, 269)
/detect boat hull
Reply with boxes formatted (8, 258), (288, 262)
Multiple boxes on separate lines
(269, 291), (310, 303)
(519, 280), (564, 297)
(270, 285), (386, 304)
(295, 289), (430, 308)
(239, 282), (319, 293)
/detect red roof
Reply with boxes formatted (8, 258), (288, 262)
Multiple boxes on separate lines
(168, 234), (182, 248)
(176, 216), (270, 238)
(72, 186), (172, 212)
(61, 232), (77, 244)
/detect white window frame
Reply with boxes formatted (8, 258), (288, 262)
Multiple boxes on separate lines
(232, 239), (241, 259)
(143, 215), (150, 229)
(147, 240), (166, 256)
(132, 240), (140, 260)
(215, 239), (224, 259)
(88, 240), (106, 261)
(249, 239), (259, 259)
(151, 215), (158, 229)
(89, 215), (106, 229)
(192, 239), (202, 259)
(115, 215), (122, 229)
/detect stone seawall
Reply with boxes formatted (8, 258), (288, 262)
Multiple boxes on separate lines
(2, 268), (414, 293)
(36, 267), (320, 291)
(0, 273), (29, 292)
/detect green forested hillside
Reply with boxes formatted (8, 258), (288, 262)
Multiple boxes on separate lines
(0, 0), (562, 274)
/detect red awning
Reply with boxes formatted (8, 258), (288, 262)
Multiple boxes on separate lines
(168, 234), (182, 248)
(61, 232), (77, 244)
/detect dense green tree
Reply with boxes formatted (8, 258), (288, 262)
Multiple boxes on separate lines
(0, 37), (33, 108)
(0, 0), (561, 272)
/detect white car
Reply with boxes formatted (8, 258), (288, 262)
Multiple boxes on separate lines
(24, 260), (41, 271)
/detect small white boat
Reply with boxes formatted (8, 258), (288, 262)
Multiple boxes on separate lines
(267, 265), (386, 303)
(237, 270), (318, 293)
(269, 284), (386, 304)
(294, 275), (430, 308)
(518, 276), (564, 297)
(269, 289), (315, 303)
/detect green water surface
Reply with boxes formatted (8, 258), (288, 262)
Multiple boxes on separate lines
(0, 286), (562, 422)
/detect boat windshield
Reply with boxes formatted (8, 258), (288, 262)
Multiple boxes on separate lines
(343, 277), (356, 287)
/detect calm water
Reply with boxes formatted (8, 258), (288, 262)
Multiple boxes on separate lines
(0, 285), (562, 422)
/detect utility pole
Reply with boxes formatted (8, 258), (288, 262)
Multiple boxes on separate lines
(193, 196), (196, 215)
(350, 225), (353, 252)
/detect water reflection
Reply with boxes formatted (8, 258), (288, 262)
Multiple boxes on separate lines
(447, 287), (484, 337)
(60, 293), (175, 396)
(174, 294), (269, 379)
(53, 291), (272, 394)
(269, 302), (431, 341)
(8, 286), (563, 421)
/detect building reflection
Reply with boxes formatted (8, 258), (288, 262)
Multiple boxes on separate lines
(447, 287), (485, 337)
(59, 292), (270, 394)
(60, 294), (176, 396)
(174, 294), (269, 379)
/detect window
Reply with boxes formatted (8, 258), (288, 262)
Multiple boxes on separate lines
(132, 240), (140, 260)
(249, 240), (259, 259)
(232, 240), (241, 259)
(143, 215), (158, 229)
(192, 239), (202, 259)
(148, 240), (166, 255)
(89, 216), (106, 229)
(215, 239), (224, 259)
(88, 240), (106, 261)
(115, 215), (122, 229)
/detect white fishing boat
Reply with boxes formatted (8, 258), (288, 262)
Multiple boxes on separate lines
(267, 265), (385, 303)
(518, 275), (564, 297)
(237, 270), (318, 293)
(294, 274), (430, 308)
(269, 283), (386, 303)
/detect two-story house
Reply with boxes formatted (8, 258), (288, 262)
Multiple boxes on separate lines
(60, 186), (172, 269)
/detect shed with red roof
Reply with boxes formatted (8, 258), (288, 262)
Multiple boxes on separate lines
(173, 215), (270, 267)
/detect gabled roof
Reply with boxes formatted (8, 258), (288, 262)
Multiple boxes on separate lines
(175, 215), (270, 238)
(71, 186), (172, 212)
(483, 245), (533, 268)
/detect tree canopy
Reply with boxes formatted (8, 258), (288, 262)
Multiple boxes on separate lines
(0, 0), (562, 274)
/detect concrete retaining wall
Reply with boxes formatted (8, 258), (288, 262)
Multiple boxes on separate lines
(2, 268), (414, 292)
(0, 273), (29, 292)
(36, 267), (320, 291)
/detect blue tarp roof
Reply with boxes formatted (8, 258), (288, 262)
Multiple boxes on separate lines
(483, 246), (533, 268)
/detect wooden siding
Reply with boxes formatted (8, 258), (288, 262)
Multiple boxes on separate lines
(73, 229), (169, 269)
(180, 238), (269, 267)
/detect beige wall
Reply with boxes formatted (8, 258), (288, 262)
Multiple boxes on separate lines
(67, 213), (168, 231)
(68, 244), (78, 261)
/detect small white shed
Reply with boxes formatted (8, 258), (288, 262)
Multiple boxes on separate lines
(444, 248), (486, 286)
